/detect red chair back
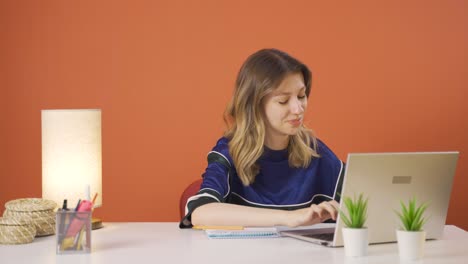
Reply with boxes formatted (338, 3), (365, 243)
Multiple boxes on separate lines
(179, 179), (203, 219)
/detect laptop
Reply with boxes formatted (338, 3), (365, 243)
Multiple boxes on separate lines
(280, 152), (459, 247)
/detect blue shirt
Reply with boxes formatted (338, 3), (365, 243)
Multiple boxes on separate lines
(180, 137), (344, 227)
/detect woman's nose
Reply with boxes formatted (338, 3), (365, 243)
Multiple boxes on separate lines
(290, 98), (304, 114)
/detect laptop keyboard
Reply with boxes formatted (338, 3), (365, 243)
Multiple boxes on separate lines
(302, 232), (334, 241)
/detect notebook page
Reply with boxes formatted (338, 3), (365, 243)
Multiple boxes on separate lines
(205, 227), (280, 239)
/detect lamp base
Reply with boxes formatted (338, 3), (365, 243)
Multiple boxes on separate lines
(92, 217), (103, 230)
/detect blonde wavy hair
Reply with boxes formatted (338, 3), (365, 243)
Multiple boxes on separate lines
(224, 49), (320, 186)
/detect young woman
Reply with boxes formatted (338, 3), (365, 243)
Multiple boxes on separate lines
(180, 48), (344, 228)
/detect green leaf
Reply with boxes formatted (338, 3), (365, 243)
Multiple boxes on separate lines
(339, 193), (368, 228)
(395, 197), (429, 231)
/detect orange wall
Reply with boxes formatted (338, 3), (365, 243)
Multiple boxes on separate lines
(1, 1), (467, 230)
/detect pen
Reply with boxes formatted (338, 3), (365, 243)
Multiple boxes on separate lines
(58, 199), (71, 245)
(85, 184), (91, 201)
(192, 225), (244, 230)
(62, 199), (69, 211)
(74, 199), (82, 211)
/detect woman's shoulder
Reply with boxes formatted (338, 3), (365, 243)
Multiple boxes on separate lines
(208, 137), (233, 165)
(315, 138), (340, 162)
(212, 137), (229, 152)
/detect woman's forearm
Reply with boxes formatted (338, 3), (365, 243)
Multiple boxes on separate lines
(191, 200), (338, 227)
(191, 203), (291, 227)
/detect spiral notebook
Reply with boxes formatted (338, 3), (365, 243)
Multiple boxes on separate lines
(205, 228), (280, 239)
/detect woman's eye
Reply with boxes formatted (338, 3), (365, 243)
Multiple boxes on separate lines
(278, 97), (289, 104)
(298, 95), (306, 100)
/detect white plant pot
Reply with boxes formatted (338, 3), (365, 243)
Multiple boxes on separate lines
(342, 227), (368, 257)
(396, 230), (426, 260)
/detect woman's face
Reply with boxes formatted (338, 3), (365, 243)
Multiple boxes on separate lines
(262, 73), (307, 149)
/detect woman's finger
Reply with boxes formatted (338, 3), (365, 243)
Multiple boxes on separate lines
(310, 203), (325, 218)
(319, 201), (338, 220)
(329, 200), (340, 210)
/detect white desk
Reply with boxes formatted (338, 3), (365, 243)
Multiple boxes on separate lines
(0, 223), (467, 264)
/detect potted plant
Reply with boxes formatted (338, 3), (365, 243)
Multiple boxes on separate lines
(339, 193), (369, 257)
(395, 197), (428, 260)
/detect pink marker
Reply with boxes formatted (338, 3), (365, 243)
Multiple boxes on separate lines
(65, 200), (93, 238)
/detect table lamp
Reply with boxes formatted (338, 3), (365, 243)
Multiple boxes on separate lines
(41, 109), (103, 229)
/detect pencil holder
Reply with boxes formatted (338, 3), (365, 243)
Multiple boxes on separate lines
(56, 210), (91, 254)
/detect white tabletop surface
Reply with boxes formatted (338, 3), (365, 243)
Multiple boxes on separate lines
(0, 223), (467, 264)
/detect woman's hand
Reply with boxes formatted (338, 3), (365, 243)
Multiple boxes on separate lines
(285, 200), (339, 228)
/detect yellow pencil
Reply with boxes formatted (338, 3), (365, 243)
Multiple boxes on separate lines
(76, 228), (85, 250)
(92, 193), (98, 205)
(61, 237), (75, 250)
(192, 225), (244, 230)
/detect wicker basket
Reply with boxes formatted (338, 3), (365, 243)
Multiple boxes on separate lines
(0, 217), (36, 244)
(3, 198), (57, 236)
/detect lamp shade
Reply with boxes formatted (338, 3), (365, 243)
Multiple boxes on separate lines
(41, 109), (102, 209)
